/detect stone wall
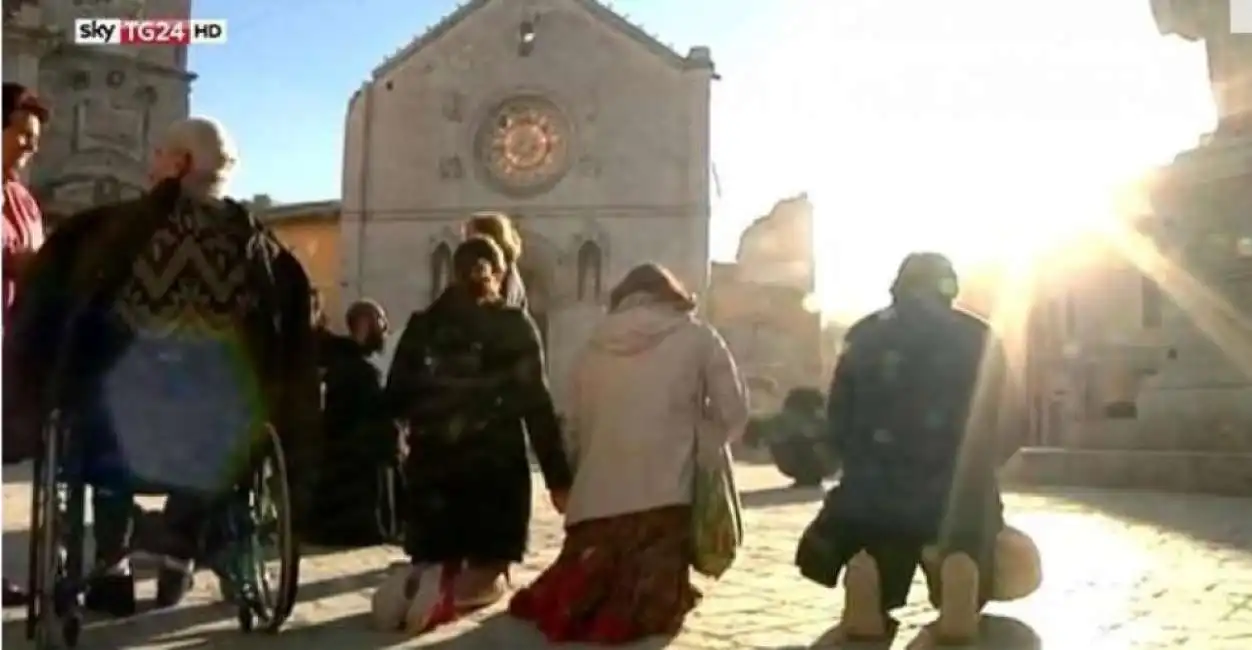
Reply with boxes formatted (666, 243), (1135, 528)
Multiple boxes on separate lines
(9, 0), (195, 219)
(708, 195), (822, 413)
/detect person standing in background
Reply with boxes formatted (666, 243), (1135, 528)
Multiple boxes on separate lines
(1, 81), (50, 608)
(462, 212), (528, 310)
(304, 299), (402, 547)
(2, 82), (47, 317)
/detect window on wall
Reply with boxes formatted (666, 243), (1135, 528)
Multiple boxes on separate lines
(576, 241), (602, 301)
(1141, 275), (1162, 328)
(430, 242), (452, 301)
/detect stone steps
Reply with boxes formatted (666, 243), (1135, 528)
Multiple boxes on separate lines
(1001, 447), (1252, 496)
(1061, 420), (1252, 454)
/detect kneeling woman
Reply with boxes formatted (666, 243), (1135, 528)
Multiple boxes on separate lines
(509, 263), (750, 644)
(375, 236), (573, 635)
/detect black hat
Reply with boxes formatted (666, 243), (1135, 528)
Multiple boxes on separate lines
(890, 252), (959, 301)
(3, 82), (49, 128)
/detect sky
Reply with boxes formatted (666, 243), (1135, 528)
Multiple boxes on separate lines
(188, 0), (1216, 320)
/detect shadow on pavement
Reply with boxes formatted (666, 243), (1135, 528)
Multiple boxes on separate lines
(767, 615), (1039, 650)
(298, 543), (402, 560)
(741, 484), (825, 510)
(1022, 486), (1252, 553)
(3, 463), (32, 485)
(2, 529), (33, 581)
(423, 612), (677, 649)
(1, 565), (388, 649)
(899, 616), (1041, 650)
(146, 611), (398, 650)
(157, 610), (681, 649)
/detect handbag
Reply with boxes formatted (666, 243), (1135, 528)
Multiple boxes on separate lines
(690, 378), (745, 578)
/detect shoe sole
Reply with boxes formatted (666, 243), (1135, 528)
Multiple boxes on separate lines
(454, 584), (506, 612)
(403, 565), (446, 635)
(371, 565), (414, 632)
(155, 572), (194, 609)
(935, 553), (980, 645)
(841, 551), (888, 640)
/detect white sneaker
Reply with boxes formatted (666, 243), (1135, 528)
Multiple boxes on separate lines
(371, 563), (416, 632)
(403, 564), (450, 635)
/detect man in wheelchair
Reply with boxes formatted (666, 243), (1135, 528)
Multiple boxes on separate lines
(4, 117), (320, 620)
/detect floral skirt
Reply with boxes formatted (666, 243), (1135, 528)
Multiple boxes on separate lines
(509, 505), (702, 644)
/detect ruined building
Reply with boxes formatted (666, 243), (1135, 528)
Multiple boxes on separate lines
(707, 194), (823, 413)
(1008, 2), (1252, 495)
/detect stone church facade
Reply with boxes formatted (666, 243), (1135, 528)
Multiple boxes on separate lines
(3, 0), (194, 222)
(341, 0), (715, 406)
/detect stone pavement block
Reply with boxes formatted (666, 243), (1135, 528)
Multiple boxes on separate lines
(5, 463), (1252, 648)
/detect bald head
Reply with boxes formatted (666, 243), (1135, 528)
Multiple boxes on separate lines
(149, 116), (237, 199)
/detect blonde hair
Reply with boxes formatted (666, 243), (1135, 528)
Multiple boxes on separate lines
(463, 212), (523, 264)
(162, 116), (237, 199)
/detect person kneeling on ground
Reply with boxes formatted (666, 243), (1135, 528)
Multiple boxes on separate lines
(371, 235), (571, 635)
(765, 387), (836, 488)
(302, 299), (403, 548)
(508, 263), (750, 644)
(795, 252), (1034, 645)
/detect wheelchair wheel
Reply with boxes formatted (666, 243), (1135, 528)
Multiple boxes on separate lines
(238, 426), (299, 634)
(28, 416), (83, 649)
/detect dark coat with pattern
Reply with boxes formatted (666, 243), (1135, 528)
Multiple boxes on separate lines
(2, 181), (321, 515)
(385, 286), (570, 563)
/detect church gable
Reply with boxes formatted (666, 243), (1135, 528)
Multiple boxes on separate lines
(372, 0), (707, 80)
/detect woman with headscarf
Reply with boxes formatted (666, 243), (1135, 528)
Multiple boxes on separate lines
(509, 263), (750, 644)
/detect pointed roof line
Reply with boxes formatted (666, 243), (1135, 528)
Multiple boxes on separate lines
(371, 0), (713, 81)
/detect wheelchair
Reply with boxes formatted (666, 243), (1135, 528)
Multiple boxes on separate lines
(24, 411), (300, 649)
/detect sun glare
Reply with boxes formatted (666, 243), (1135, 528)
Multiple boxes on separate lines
(773, 0), (1213, 321)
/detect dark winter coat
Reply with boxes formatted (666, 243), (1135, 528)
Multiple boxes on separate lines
(2, 181), (321, 513)
(384, 286), (571, 563)
(305, 333), (402, 547)
(819, 296), (1021, 542)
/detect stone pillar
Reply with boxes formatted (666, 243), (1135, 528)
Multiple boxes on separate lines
(1004, 4), (1252, 494)
(1136, 135), (1252, 454)
(2, 4), (57, 90)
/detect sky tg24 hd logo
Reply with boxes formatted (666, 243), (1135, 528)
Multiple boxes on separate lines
(74, 19), (227, 45)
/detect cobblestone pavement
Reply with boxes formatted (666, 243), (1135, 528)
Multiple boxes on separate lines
(5, 462), (1252, 649)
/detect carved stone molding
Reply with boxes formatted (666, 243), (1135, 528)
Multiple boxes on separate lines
(568, 219), (609, 258)
(441, 92), (464, 122)
(577, 154), (601, 178)
(427, 225), (462, 249)
(438, 155), (464, 180)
